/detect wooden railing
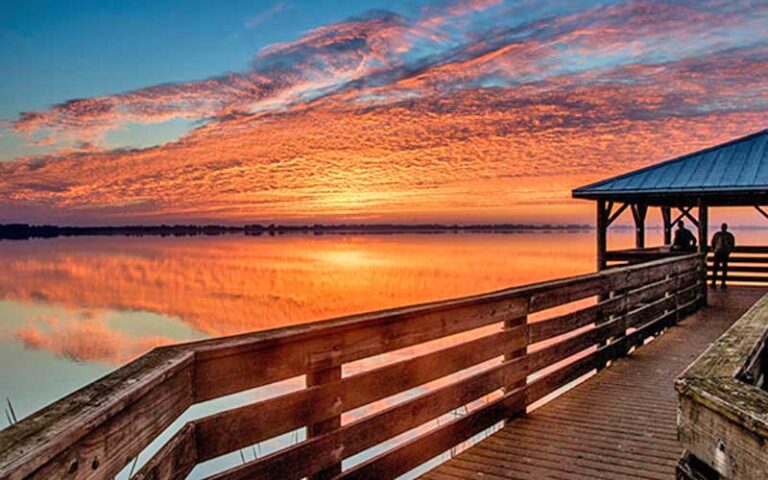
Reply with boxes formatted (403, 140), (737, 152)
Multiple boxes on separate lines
(677, 292), (768, 479)
(0, 255), (706, 480)
(707, 245), (768, 285)
(607, 245), (768, 286)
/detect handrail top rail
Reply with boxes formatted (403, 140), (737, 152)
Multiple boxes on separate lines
(183, 252), (702, 354)
(0, 253), (703, 477)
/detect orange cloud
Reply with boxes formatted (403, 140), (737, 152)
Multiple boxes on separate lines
(1, 1), (767, 223)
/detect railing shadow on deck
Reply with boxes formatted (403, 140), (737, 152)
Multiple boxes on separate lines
(0, 254), (707, 480)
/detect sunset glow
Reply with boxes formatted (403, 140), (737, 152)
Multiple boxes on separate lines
(1, 1), (766, 224)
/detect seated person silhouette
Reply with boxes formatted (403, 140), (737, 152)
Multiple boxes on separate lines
(671, 221), (696, 252)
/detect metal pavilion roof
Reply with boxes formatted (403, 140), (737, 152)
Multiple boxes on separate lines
(573, 129), (768, 205)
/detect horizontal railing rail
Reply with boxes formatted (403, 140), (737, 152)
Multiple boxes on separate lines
(706, 245), (768, 285)
(605, 246), (678, 266)
(606, 245), (768, 285)
(0, 254), (706, 480)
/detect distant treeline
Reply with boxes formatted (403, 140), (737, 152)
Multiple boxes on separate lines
(0, 223), (593, 240)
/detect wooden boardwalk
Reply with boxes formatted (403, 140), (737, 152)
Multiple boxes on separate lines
(422, 287), (766, 480)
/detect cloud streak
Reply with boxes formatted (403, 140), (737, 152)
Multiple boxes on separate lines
(244, 2), (290, 28)
(1, 0), (767, 223)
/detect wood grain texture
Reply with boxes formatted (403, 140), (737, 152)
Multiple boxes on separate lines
(0, 349), (193, 480)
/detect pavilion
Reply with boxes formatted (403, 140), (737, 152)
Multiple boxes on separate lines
(573, 129), (768, 272)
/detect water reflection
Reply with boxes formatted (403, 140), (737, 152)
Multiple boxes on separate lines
(1, 232), (602, 342)
(0, 232), (604, 420)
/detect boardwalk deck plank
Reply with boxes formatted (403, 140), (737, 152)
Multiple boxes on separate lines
(422, 287), (765, 480)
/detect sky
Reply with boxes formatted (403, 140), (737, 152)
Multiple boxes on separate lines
(0, 0), (767, 225)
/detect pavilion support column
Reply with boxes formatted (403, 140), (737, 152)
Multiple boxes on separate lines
(697, 199), (708, 254)
(631, 204), (648, 249)
(661, 207), (672, 245)
(597, 200), (608, 271)
(698, 198), (709, 307)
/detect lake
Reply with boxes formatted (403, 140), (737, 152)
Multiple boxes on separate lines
(1, 228), (765, 477)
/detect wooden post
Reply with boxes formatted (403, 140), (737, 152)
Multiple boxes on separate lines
(307, 365), (342, 479)
(596, 200), (611, 367)
(631, 204), (648, 249)
(504, 314), (527, 422)
(597, 200), (608, 271)
(697, 199), (708, 254)
(661, 206), (672, 245)
(698, 198), (709, 307)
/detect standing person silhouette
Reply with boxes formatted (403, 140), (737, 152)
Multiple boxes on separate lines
(671, 221), (696, 252)
(711, 223), (735, 289)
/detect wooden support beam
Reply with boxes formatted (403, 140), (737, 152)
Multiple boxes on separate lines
(607, 202), (629, 226)
(597, 200), (608, 271)
(661, 207), (672, 245)
(755, 205), (768, 221)
(631, 204), (648, 249)
(673, 206), (699, 228)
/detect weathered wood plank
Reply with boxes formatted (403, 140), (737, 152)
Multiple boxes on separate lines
(526, 348), (602, 405)
(527, 320), (621, 374)
(679, 293), (768, 381)
(0, 349), (193, 480)
(624, 295), (676, 330)
(528, 304), (602, 344)
(678, 379), (768, 479)
(26, 363), (194, 480)
(528, 277), (604, 312)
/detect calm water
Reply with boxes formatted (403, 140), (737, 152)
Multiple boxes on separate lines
(1, 229), (765, 477)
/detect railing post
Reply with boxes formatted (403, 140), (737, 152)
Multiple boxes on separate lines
(698, 254), (708, 307)
(307, 364), (342, 479)
(596, 287), (614, 369)
(504, 312), (528, 421)
(668, 269), (680, 325)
